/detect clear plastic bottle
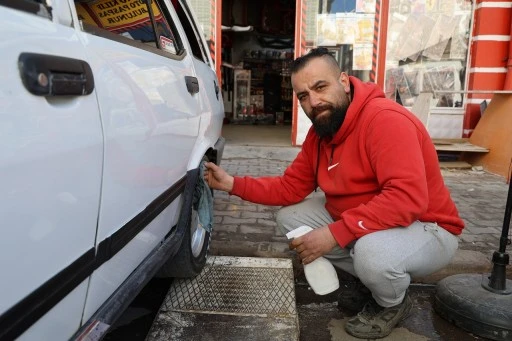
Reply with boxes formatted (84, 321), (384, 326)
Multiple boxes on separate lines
(286, 226), (340, 295)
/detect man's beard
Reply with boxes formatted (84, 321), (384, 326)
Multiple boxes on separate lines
(311, 103), (349, 138)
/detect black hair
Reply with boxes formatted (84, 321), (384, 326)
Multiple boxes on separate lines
(289, 47), (340, 74)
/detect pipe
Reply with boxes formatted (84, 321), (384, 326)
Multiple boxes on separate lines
(503, 18), (512, 90)
(433, 90), (512, 94)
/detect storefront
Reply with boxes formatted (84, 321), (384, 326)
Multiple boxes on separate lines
(188, 0), (296, 131)
(188, 0), (511, 146)
(294, 0), (475, 144)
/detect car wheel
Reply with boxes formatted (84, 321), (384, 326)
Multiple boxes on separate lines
(158, 158), (211, 278)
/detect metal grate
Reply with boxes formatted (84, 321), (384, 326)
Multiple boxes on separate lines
(164, 256), (296, 316)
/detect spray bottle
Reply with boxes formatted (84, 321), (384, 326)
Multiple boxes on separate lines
(286, 225), (339, 295)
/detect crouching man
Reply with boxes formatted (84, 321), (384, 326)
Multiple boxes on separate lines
(204, 48), (463, 339)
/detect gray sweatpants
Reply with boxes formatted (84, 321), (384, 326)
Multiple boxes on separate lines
(276, 195), (459, 307)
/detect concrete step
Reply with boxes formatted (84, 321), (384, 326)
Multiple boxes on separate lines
(433, 139), (489, 153)
(146, 256), (299, 341)
(439, 161), (472, 169)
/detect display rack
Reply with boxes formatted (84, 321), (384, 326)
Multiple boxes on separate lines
(242, 57), (293, 124)
(233, 69), (251, 121)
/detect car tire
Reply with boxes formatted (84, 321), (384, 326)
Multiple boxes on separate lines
(158, 157), (212, 278)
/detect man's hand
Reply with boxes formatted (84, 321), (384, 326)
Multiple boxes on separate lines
(204, 162), (234, 192)
(289, 226), (338, 265)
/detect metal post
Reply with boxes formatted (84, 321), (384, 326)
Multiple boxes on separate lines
(485, 176), (512, 292)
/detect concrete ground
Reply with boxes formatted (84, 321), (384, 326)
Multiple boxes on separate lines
(209, 124), (512, 340)
(222, 124), (293, 147)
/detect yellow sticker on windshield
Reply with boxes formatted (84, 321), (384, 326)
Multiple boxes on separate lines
(76, 0), (162, 33)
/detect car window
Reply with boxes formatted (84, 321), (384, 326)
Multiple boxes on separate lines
(74, 0), (181, 55)
(172, 0), (210, 65)
(0, 0), (52, 19)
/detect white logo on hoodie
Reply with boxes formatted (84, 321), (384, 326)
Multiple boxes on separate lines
(327, 163), (339, 171)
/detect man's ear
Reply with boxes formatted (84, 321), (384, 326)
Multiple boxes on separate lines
(339, 72), (350, 93)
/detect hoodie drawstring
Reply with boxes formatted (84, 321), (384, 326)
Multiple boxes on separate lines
(315, 141), (336, 192)
(315, 139), (321, 191)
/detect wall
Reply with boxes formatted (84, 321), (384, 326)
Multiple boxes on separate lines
(296, 106), (311, 145)
(465, 94), (512, 178)
(465, 0), (512, 137)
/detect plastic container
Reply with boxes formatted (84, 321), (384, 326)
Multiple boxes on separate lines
(286, 225), (339, 295)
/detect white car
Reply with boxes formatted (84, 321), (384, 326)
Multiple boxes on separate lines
(0, 0), (224, 340)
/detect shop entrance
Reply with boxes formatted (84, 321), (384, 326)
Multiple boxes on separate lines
(220, 0), (296, 146)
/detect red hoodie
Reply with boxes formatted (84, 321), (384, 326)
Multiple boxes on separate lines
(230, 76), (464, 247)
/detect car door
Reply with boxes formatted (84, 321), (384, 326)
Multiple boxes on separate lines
(70, 0), (204, 322)
(173, 0), (224, 164)
(0, 2), (103, 340)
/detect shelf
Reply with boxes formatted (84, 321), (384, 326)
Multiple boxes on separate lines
(244, 58), (290, 62)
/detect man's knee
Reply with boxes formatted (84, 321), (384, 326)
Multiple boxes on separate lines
(352, 238), (395, 282)
(353, 255), (389, 284)
(276, 205), (295, 233)
(276, 197), (331, 234)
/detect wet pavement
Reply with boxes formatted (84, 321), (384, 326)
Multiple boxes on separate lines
(105, 144), (510, 340)
(294, 278), (488, 340)
(105, 277), (491, 340)
(104, 277), (172, 341)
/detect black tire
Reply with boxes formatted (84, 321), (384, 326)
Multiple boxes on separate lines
(158, 157), (211, 278)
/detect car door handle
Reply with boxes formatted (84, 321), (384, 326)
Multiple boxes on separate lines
(18, 52), (94, 96)
(185, 76), (199, 94)
(214, 80), (220, 100)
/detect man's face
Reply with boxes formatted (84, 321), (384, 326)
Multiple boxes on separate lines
(291, 57), (351, 138)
